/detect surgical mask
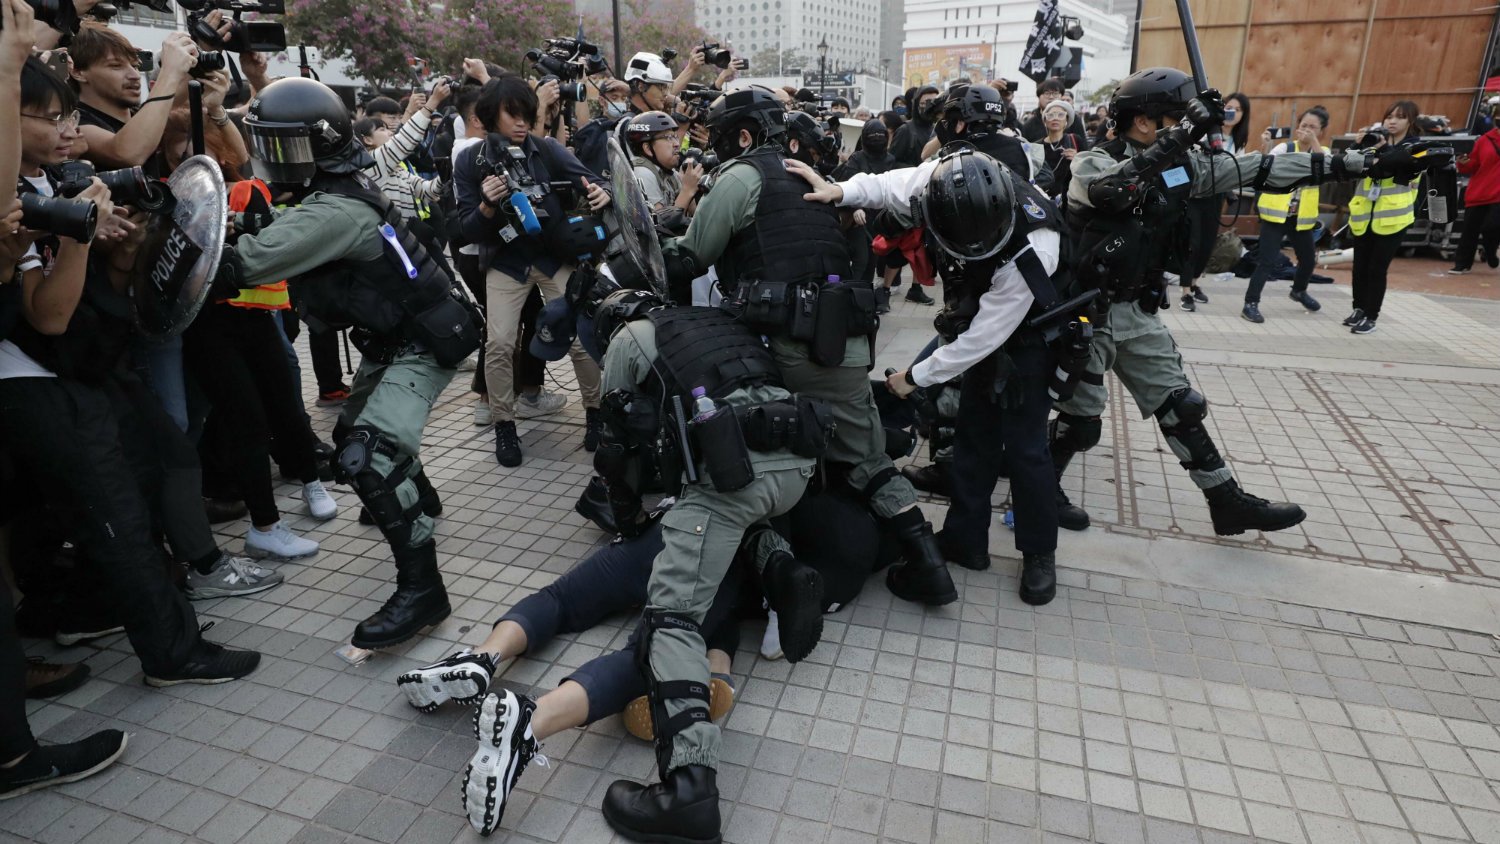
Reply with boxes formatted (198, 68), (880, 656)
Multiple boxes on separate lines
(605, 100), (630, 118)
(1223, 107), (1237, 123)
(894, 106), (907, 117)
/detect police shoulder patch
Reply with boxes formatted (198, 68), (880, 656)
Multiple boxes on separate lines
(1022, 197), (1047, 221)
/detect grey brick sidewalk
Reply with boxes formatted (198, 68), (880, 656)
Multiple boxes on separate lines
(7, 277), (1500, 844)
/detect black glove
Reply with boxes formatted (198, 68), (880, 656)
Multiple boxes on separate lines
(1184, 89), (1225, 143)
(208, 245), (243, 299)
(1086, 174), (1146, 214)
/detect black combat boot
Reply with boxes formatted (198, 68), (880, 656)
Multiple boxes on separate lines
(885, 510), (959, 606)
(352, 541), (451, 649)
(1019, 553), (1057, 606)
(602, 765), (722, 844)
(759, 546), (825, 663)
(1203, 479), (1307, 536)
(1050, 415), (1095, 532)
(935, 529), (989, 571)
(900, 462), (952, 497)
(1056, 488), (1090, 531)
(584, 407), (604, 452)
(574, 476), (619, 534)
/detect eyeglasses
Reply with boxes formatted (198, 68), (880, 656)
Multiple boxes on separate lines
(21, 110), (82, 132)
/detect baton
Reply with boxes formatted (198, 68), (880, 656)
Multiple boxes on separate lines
(1174, 0), (1225, 152)
(188, 80), (206, 158)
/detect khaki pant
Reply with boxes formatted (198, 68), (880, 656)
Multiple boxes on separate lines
(483, 266), (601, 422)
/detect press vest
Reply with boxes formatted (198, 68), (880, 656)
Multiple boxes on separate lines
(1257, 141), (1321, 231)
(1349, 175), (1418, 236)
(723, 148), (851, 287)
(223, 179), (290, 311)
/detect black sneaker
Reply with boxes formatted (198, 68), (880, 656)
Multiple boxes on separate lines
(1179, 293), (1196, 312)
(1240, 302), (1264, 323)
(494, 421), (522, 468)
(905, 285), (935, 305)
(936, 529), (990, 571)
(0, 730), (128, 801)
(1341, 308), (1365, 327)
(1350, 316), (1378, 335)
(583, 407), (603, 453)
(1289, 289), (1321, 311)
(144, 638), (261, 687)
(53, 602), (125, 648)
(1487, 251), (1499, 268)
(1194, 287), (1209, 303)
(1448, 266), (1472, 275)
(464, 689), (544, 836)
(398, 650), (497, 712)
(25, 658), (91, 699)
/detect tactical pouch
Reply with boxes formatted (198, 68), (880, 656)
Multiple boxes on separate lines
(843, 283), (878, 337)
(407, 294), (483, 368)
(811, 285), (852, 367)
(788, 285), (819, 343)
(738, 401), (799, 452)
(792, 394), (835, 458)
(691, 408), (755, 492)
(732, 281), (794, 333)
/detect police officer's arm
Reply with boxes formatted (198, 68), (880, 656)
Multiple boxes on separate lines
(223, 198), (383, 287)
(661, 163), (759, 300)
(1068, 144), (1373, 209)
(909, 229), (1059, 388)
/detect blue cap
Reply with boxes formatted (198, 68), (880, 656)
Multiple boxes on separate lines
(529, 297), (578, 361)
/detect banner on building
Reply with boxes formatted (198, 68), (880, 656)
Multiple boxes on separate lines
(903, 44), (994, 88)
(1019, 0), (1062, 83)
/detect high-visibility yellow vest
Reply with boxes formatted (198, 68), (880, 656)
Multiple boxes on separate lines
(1257, 141), (1320, 231)
(1348, 174), (1418, 237)
(402, 161), (432, 220)
(223, 179), (291, 311)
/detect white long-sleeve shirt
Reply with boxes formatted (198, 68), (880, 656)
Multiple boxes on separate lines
(837, 162), (1061, 388)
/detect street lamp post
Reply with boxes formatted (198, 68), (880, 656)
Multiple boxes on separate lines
(818, 36), (829, 99)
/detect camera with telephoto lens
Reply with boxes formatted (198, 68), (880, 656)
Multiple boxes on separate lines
(538, 74), (586, 103)
(192, 50), (227, 76)
(1357, 126), (1391, 148)
(1, 0), (80, 34)
(698, 41), (734, 69)
(679, 147), (719, 172)
(20, 193), (98, 243)
(56, 160), (173, 214)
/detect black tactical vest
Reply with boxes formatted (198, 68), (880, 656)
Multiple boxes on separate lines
(933, 170), (1068, 345)
(643, 307), (781, 405)
(1066, 136), (1195, 304)
(296, 172), (479, 364)
(723, 148), (850, 287)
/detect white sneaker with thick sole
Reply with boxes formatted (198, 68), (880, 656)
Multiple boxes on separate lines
(397, 649), (497, 712)
(514, 390), (566, 419)
(302, 481), (338, 521)
(761, 609), (784, 660)
(473, 402), (493, 427)
(464, 689), (545, 836)
(244, 522), (319, 560)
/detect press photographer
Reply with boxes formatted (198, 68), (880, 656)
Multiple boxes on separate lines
(625, 110), (699, 232)
(453, 74), (611, 468)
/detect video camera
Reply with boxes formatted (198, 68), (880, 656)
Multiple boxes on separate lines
(526, 36), (609, 82)
(679, 82), (718, 119)
(86, 0), (174, 25)
(0, 0), (82, 34)
(56, 160), (174, 214)
(475, 133), (549, 237)
(183, 0), (288, 55)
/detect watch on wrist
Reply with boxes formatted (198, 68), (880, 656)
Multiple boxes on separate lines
(903, 369), (917, 387)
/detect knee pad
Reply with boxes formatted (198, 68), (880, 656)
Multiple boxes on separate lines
(634, 609), (710, 777)
(1154, 388), (1208, 425)
(334, 427), (419, 546)
(1049, 413), (1102, 454)
(859, 466), (903, 504)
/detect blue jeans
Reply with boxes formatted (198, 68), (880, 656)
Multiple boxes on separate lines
(131, 335), (188, 433)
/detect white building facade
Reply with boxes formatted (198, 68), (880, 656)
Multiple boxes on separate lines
(695, 0), (884, 72)
(901, 0), (1130, 107)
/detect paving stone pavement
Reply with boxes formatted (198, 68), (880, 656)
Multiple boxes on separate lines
(7, 278), (1500, 844)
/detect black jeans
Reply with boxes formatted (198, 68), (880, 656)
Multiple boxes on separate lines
(0, 377), (200, 676)
(308, 325), (346, 394)
(184, 305), (322, 526)
(942, 343), (1058, 556)
(1453, 203), (1500, 270)
(1352, 229), (1405, 320)
(0, 576), (33, 764)
(1246, 219), (1316, 303)
(499, 522), (742, 724)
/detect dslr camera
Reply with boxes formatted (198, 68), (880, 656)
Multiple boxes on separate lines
(696, 41), (745, 71)
(20, 193), (97, 243)
(1357, 126), (1391, 148)
(56, 160), (173, 214)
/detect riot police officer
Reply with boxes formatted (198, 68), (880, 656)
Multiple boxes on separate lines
(930, 83), (1047, 191)
(586, 289), (829, 843)
(662, 87), (959, 607)
(214, 77), (484, 649)
(1055, 68), (1440, 536)
(792, 147), (1081, 605)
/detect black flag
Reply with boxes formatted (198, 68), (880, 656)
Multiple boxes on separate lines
(1019, 0), (1062, 83)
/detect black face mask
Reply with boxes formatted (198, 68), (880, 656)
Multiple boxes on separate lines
(864, 137), (888, 156)
(934, 119), (959, 147)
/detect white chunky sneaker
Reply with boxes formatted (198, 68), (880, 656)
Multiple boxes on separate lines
(244, 522), (319, 561)
(302, 481), (338, 521)
(514, 390), (566, 419)
(397, 650), (497, 712)
(473, 402), (493, 427)
(464, 689), (544, 836)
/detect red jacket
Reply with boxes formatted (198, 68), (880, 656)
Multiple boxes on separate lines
(1459, 129), (1500, 207)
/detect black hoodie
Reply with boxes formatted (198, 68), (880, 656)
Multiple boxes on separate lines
(890, 85), (941, 166)
(836, 119), (898, 179)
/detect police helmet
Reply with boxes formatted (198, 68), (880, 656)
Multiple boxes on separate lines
(592, 288), (662, 356)
(706, 87), (787, 157)
(624, 52), (674, 86)
(546, 214), (608, 264)
(245, 77), (370, 186)
(918, 147), (1017, 261)
(624, 110), (679, 154)
(940, 83), (1006, 127)
(1108, 67), (1196, 125)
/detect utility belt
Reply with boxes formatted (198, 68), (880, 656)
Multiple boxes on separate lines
(674, 394), (835, 493)
(1024, 288), (1100, 404)
(723, 279), (878, 367)
(347, 294), (482, 368)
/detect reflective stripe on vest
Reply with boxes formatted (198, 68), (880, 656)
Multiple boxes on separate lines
(1348, 176), (1417, 236)
(223, 179), (291, 310)
(1256, 142), (1320, 230)
(402, 161), (432, 220)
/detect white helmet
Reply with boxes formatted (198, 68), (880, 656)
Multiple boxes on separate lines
(624, 52), (674, 86)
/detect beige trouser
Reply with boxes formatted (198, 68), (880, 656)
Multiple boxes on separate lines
(483, 265), (601, 422)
